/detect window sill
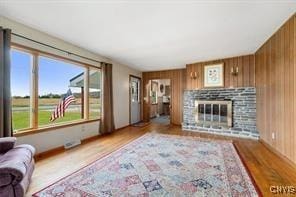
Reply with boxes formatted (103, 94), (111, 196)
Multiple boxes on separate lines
(13, 119), (101, 137)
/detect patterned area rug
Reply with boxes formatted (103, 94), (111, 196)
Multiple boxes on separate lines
(33, 133), (259, 196)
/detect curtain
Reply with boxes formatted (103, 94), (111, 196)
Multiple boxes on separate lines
(100, 62), (115, 134)
(0, 27), (12, 137)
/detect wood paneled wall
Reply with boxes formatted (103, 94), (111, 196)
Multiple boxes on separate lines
(142, 69), (186, 125)
(255, 14), (296, 165)
(141, 14), (296, 166)
(186, 55), (255, 90)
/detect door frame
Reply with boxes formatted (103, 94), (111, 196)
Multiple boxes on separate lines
(129, 75), (142, 125)
(147, 79), (172, 124)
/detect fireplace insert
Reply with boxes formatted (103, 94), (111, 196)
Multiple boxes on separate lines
(195, 100), (232, 127)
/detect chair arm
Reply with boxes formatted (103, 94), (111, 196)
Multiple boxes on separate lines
(0, 144), (35, 186)
(0, 137), (16, 154)
(0, 173), (13, 187)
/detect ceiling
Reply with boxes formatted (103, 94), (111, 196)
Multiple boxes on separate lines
(0, 1), (295, 71)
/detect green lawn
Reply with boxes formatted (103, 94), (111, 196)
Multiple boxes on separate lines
(38, 110), (82, 126)
(12, 111), (30, 131)
(12, 98), (101, 133)
(12, 110), (100, 132)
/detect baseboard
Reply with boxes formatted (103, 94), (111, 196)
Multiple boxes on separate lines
(34, 125), (132, 161)
(170, 123), (181, 126)
(259, 139), (296, 170)
(130, 121), (142, 125)
(115, 124), (131, 131)
(34, 146), (65, 161)
(34, 135), (100, 161)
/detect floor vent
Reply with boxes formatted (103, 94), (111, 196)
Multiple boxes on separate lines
(64, 140), (81, 149)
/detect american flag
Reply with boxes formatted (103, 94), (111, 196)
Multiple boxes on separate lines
(50, 89), (76, 122)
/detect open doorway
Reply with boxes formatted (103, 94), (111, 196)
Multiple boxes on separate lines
(149, 79), (171, 125)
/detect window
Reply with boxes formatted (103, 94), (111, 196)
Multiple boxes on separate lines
(89, 68), (101, 119)
(38, 56), (85, 127)
(131, 80), (140, 102)
(10, 46), (101, 134)
(11, 49), (33, 131)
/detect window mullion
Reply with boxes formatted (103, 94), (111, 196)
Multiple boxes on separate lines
(30, 53), (38, 129)
(84, 67), (89, 120)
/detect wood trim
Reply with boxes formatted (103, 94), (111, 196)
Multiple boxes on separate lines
(34, 124), (131, 161)
(129, 75), (142, 80)
(115, 124), (131, 131)
(11, 43), (101, 69)
(259, 139), (296, 170)
(14, 119), (100, 137)
(129, 75), (142, 125)
(143, 69), (185, 125)
(31, 52), (39, 129)
(129, 76), (131, 124)
(84, 67), (90, 120)
(11, 44), (102, 136)
(34, 134), (101, 161)
(34, 146), (64, 161)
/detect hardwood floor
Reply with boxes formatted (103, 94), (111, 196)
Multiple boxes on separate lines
(27, 123), (296, 196)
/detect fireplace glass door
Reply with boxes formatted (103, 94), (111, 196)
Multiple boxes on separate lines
(195, 100), (232, 127)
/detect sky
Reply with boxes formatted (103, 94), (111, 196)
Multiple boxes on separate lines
(11, 49), (85, 97)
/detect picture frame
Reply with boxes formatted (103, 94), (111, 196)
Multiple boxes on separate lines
(204, 63), (224, 88)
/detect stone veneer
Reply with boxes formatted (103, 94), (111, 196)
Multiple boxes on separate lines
(182, 87), (259, 139)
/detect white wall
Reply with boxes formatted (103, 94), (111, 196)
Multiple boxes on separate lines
(16, 122), (99, 154)
(0, 16), (142, 153)
(112, 61), (141, 129)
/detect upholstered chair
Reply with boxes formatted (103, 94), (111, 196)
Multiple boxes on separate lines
(0, 137), (35, 197)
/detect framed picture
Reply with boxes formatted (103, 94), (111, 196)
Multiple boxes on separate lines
(204, 63), (224, 87)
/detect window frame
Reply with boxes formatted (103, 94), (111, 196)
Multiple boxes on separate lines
(10, 48), (34, 131)
(88, 68), (103, 120)
(11, 43), (102, 137)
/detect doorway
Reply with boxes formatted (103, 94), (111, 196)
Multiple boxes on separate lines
(149, 79), (171, 125)
(129, 75), (141, 125)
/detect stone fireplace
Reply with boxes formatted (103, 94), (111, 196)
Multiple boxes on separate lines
(182, 87), (259, 139)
